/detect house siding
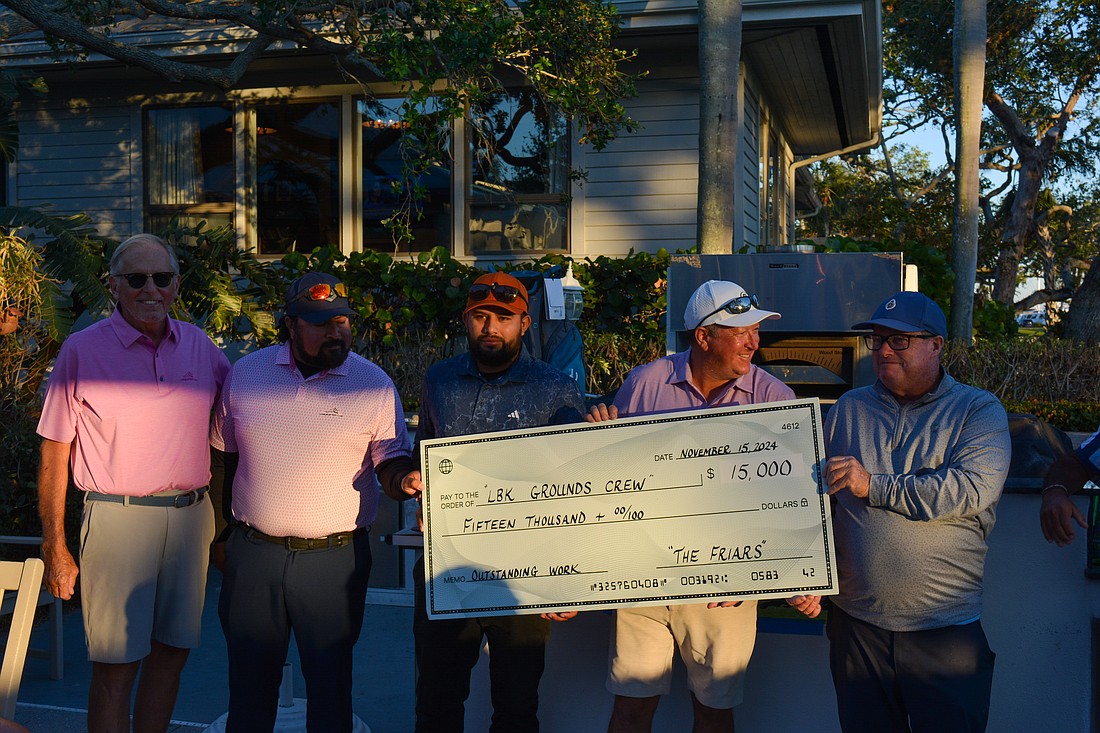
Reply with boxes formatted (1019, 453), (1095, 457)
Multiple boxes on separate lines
(579, 67), (700, 256)
(15, 98), (137, 238)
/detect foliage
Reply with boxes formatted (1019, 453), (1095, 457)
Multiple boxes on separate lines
(800, 148), (955, 252)
(160, 220), (285, 346)
(882, 0), (1100, 306)
(571, 249), (670, 338)
(584, 331), (665, 399)
(971, 298), (1019, 341)
(943, 337), (1100, 404)
(0, 230), (67, 537)
(0, 67), (46, 164)
(1001, 399), (1100, 434)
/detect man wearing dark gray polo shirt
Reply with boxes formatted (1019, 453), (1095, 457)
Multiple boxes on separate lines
(398, 271), (585, 732)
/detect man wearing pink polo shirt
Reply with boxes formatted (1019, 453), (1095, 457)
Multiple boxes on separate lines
(210, 272), (416, 733)
(37, 233), (230, 733)
(587, 280), (793, 733)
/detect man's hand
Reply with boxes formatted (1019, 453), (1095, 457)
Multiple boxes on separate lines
(401, 470), (423, 500)
(41, 540), (79, 600)
(1040, 487), (1087, 547)
(825, 456), (871, 500)
(540, 611), (578, 622)
(787, 594), (822, 619)
(586, 403), (618, 423)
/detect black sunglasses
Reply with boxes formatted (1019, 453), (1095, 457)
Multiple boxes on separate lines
(468, 282), (528, 306)
(118, 272), (175, 289)
(864, 333), (936, 351)
(695, 294), (760, 328)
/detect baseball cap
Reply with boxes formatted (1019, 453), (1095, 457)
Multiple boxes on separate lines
(684, 280), (781, 330)
(284, 272), (355, 324)
(463, 272), (530, 317)
(852, 291), (947, 337)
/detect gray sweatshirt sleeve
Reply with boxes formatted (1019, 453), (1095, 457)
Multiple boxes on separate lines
(869, 390), (1010, 522)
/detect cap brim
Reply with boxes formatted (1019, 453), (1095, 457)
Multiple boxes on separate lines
(701, 309), (781, 329)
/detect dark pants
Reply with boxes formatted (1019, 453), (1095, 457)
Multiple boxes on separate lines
(827, 606), (996, 733)
(219, 526), (372, 733)
(413, 557), (551, 733)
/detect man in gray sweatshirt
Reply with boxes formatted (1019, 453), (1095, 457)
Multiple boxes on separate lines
(789, 291), (1010, 733)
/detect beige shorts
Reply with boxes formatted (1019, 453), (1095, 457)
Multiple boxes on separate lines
(79, 495), (214, 663)
(607, 600), (758, 709)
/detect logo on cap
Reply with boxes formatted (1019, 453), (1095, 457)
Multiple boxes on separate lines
(885, 299), (897, 311)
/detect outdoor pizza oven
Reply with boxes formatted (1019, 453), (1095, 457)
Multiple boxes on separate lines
(667, 252), (916, 402)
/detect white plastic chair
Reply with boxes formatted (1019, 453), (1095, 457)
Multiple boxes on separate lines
(0, 557), (45, 719)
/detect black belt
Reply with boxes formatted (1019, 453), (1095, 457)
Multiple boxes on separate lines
(242, 524), (366, 551)
(85, 487), (208, 508)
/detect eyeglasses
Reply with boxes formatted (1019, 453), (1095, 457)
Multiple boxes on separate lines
(467, 282), (528, 306)
(289, 282), (348, 304)
(695, 294), (759, 328)
(863, 333), (937, 351)
(118, 272), (175, 289)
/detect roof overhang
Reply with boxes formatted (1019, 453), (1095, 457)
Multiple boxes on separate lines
(621, 0), (883, 156)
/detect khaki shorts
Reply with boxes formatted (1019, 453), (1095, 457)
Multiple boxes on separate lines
(607, 601), (758, 709)
(79, 495), (214, 663)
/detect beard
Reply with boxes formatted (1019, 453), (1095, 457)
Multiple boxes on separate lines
(468, 334), (522, 370)
(294, 338), (351, 371)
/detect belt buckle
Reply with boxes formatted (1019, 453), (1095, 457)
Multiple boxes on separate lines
(172, 491), (198, 508)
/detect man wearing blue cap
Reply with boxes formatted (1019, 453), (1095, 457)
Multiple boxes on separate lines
(210, 272), (417, 733)
(790, 291), (1010, 733)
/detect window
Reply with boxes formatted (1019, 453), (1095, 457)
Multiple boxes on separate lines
(144, 105), (234, 233)
(468, 90), (569, 253)
(360, 97), (452, 253)
(255, 99), (340, 257)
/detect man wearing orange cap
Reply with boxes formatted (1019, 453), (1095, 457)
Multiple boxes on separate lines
(399, 271), (586, 732)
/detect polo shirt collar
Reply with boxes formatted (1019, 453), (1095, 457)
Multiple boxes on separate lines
(275, 341), (352, 379)
(108, 307), (179, 348)
(670, 349), (756, 404)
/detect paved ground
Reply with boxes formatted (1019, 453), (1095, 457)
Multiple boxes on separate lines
(11, 571), (417, 733)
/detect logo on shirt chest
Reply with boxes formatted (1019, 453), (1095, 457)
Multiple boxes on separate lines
(320, 407), (344, 418)
(180, 371), (197, 382)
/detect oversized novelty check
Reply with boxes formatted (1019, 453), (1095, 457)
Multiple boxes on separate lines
(420, 398), (837, 619)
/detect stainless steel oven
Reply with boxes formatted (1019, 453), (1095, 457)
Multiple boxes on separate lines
(667, 252), (911, 401)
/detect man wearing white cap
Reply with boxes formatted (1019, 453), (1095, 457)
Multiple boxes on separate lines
(587, 280), (793, 733)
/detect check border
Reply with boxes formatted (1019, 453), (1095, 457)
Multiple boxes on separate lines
(422, 398), (835, 617)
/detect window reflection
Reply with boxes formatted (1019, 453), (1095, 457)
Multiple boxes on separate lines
(145, 105), (234, 234)
(255, 100), (340, 256)
(468, 90), (569, 252)
(360, 97), (452, 253)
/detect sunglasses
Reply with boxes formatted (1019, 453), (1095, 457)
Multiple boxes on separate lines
(863, 333), (936, 351)
(289, 282), (348, 304)
(695, 294), (760, 328)
(118, 272), (175, 289)
(468, 282), (528, 306)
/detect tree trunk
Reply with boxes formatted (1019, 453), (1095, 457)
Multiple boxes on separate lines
(986, 91), (1081, 305)
(697, 0), (742, 254)
(1066, 252), (1100, 343)
(950, 0), (985, 344)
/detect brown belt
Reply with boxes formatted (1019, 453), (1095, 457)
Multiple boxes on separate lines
(242, 524), (366, 551)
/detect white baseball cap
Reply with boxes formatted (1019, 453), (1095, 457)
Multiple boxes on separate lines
(684, 280), (781, 330)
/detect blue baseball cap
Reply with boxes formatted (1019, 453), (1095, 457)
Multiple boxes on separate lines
(852, 291), (947, 337)
(284, 272), (355, 324)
